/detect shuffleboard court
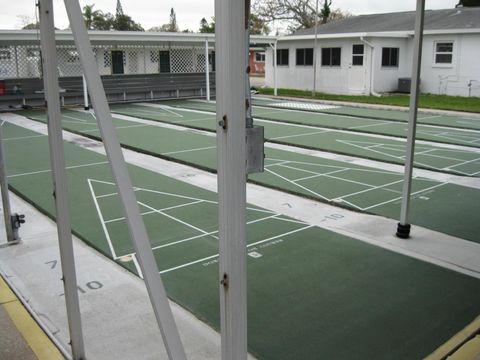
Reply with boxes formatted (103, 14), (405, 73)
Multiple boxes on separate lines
(3, 121), (480, 360)
(252, 97), (480, 131)
(107, 103), (480, 176)
(15, 109), (480, 243)
(162, 99), (480, 148)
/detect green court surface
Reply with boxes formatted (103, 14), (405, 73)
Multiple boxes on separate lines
(252, 97), (480, 131)
(106, 103), (480, 176)
(19, 108), (480, 243)
(163, 99), (480, 148)
(3, 121), (480, 360)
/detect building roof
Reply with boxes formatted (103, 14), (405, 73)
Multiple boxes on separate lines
(287, 7), (480, 39)
(0, 30), (275, 46)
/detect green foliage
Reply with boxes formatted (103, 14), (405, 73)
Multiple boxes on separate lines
(320, 0), (332, 24)
(199, 17), (215, 33)
(257, 87), (480, 113)
(148, 7), (178, 32)
(82, 3), (143, 31)
(249, 14), (271, 35)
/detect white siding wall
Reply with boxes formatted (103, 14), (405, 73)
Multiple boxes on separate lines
(420, 34), (480, 97)
(266, 33), (480, 97)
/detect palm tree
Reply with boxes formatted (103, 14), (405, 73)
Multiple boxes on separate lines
(82, 4), (102, 30)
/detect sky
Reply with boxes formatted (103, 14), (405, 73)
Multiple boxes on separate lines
(0, 0), (459, 33)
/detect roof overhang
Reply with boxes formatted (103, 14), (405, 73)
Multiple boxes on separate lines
(280, 28), (480, 41)
(0, 30), (275, 46)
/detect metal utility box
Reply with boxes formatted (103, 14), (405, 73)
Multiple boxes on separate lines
(398, 78), (412, 93)
(246, 126), (265, 174)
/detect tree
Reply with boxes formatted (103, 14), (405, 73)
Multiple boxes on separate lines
(252, 0), (350, 32)
(17, 15), (40, 30)
(199, 17), (215, 33)
(456, 0), (480, 5)
(82, 4), (113, 30)
(148, 8), (178, 32)
(249, 14), (271, 35)
(320, 0), (332, 24)
(113, 14), (144, 31)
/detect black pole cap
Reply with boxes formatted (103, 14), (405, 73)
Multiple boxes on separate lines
(396, 223), (411, 239)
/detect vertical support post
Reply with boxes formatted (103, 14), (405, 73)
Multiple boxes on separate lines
(63, 1), (186, 358)
(273, 41), (277, 96)
(396, 0), (425, 239)
(312, 0), (319, 96)
(38, 0), (86, 358)
(82, 74), (89, 110)
(216, 0), (247, 358)
(14, 46), (19, 78)
(205, 38), (210, 101)
(0, 125), (16, 244)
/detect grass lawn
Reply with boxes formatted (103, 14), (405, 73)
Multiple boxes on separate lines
(257, 87), (480, 113)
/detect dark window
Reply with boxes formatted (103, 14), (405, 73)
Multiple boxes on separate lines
(435, 42), (453, 64)
(382, 47), (399, 67)
(276, 49), (289, 66)
(321, 47), (341, 66)
(159, 51), (170, 73)
(352, 44), (364, 66)
(255, 52), (265, 62)
(296, 48), (313, 66)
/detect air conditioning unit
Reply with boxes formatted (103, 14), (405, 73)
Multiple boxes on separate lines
(398, 78), (412, 93)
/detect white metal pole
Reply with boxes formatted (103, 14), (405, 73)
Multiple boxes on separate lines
(38, 1), (86, 358)
(82, 74), (89, 110)
(0, 125), (16, 244)
(273, 40), (277, 96)
(63, 1), (186, 358)
(396, 0), (425, 239)
(215, 0), (247, 357)
(205, 38), (210, 101)
(312, 0), (319, 96)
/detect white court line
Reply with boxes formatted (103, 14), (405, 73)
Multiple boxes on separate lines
(3, 134), (45, 141)
(137, 200), (218, 239)
(264, 167), (329, 201)
(163, 145), (216, 156)
(347, 121), (394, 130)
(87, 178), (118, 259)
(270, 129), (331, 141)
(131, 254), (144, 279)
(62, 114), (90, 123)
(361, 182), (448, 211)
(159, 225), (314, 274)
(444, 157), (480, 170)
(336, 179), (405, 201)
(8, 161), (109, 178)
(84, 123), (150, 132)
(103, 200), (204, 224)
(149, 214), (282, 252)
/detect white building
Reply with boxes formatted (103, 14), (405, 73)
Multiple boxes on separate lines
(265, 7), (480, 97)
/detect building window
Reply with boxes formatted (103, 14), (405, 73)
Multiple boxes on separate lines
(0, 49), (11, 60)
(382, 47), (399, 67)
(296, 48), (313, 66)
(159, 51), (170, 73)
(434, 42), (453, 64)
(321, 47), (341, 66)
(352, 44), (364, 66)
(276, 49), (289, 66)
(255, 52), (265, 62)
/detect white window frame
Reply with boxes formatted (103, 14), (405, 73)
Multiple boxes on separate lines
(433, 41), (454, 68)
(255, 52), (265, 63)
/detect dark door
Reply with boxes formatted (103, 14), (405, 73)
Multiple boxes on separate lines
(111, 51), (124, 74)
(159, 51), (170, 73)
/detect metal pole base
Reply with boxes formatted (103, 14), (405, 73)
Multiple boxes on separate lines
(84, 106), (89, 111)
(396, 223), (411, 239)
